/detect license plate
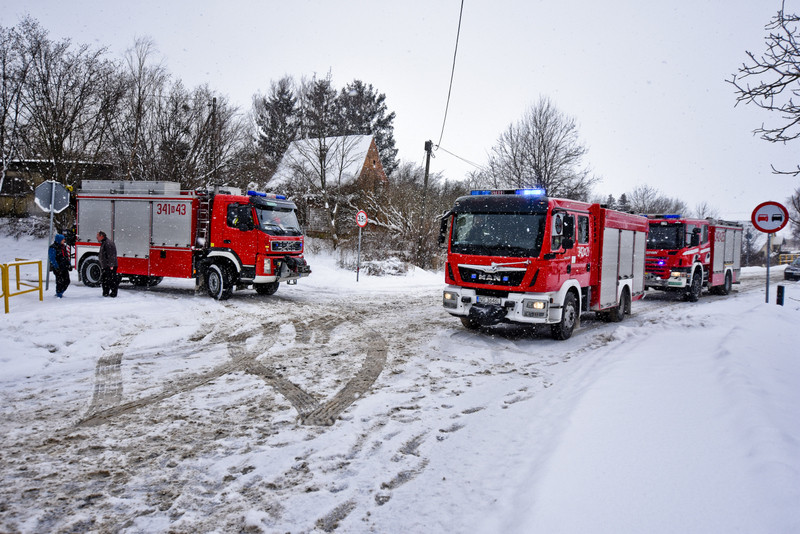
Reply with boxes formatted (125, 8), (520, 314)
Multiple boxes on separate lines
(477, 295), (501, 305)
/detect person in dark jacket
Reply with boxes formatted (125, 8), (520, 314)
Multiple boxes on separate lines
(97, 231), (119, 297)
(48, 233), (71, 298)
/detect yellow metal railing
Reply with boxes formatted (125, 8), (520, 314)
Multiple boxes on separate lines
(779, 253), (799, 265)
(1, 259), (44, 313)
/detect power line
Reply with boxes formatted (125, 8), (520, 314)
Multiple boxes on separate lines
(436, 0), (464, 148)
(435, 144), (485, 171)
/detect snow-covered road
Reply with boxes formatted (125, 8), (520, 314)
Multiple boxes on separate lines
(1, 233), (799, 533)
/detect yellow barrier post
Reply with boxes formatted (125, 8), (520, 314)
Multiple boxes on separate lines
(2, 259), (44, 313)
(1, 264), (7, 314)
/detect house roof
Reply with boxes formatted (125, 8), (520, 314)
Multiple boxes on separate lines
(269, 135), (376, 190)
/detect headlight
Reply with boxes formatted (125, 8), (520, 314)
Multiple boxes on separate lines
(522, 299), (547, 317)
(443, 291), (458, 309)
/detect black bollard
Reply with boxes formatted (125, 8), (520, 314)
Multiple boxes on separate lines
(776, 285), (785, 306)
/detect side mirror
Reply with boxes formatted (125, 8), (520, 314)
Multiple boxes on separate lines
(552, 212), (564, 236)
(438, 213), (451, 248)
(562, 237), (574, 250)
(690, 233), (700, 247)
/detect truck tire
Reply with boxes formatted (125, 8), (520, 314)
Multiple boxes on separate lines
(721, 271), (732, 295)
(206, 264), (233, 300)
(80, 256), (102, 288)
(608, 287), (630, 323)
(686, 269), (702, 302)
(551, 292), (578, 340)
(254, 281), (280, 295)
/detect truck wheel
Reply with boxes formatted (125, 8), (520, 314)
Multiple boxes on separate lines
(206, 264), (233, 300)
(608, 287), (630, 323)
(686, 269), (702, 302)
(720, 272), (732, 295)
(254, 281), (280, 295)
(80, 256), (102, 288)
(551, 292), (578, 340)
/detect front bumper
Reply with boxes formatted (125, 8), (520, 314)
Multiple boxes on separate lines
(442, 285), (562, 326)
(645, 271), (689, 289)
(255, 255), (311, 283)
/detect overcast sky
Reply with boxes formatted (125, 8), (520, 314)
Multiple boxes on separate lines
(3, 0), (798, 222)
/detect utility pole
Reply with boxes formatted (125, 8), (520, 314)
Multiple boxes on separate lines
(416, 140), (433, 268)
(211, 97), (218, 185)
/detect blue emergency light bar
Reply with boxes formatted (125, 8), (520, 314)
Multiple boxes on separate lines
(663, 214), (681, 219)
(248, 191), (287, 200)
(471, 188), (547, 196)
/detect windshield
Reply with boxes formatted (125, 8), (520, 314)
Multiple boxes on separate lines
(451, 213), (545, 258)
(254, 206), (302, 236)
(648, 223), (683, 250)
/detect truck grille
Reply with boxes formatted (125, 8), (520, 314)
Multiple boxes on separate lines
(271, 241), (302, 252)
(458, 267), (526, 287)
(645, 256), (669, 279)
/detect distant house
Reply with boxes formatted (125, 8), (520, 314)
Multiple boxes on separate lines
(0, 160), (113, 218)
(759, 235), (785, 256)
(270, 135), (387, 234)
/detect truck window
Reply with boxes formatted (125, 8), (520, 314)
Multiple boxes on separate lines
(255, 206), (302, 236)
(577, 215), (589, 244)
(227, 204), (253, 230)
(648, 223), (683, 250)
(702, 224), (708, 244)
(451, 212), (545, 258)
(552, 214), (574, 250)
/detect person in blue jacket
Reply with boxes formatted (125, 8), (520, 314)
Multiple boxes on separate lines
(48, 233), (71, 298)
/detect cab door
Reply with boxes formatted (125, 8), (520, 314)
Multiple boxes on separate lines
(221, 202), (258, 267)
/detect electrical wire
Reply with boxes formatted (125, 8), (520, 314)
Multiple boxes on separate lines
(436, 0), (464, 149)
(435, 144), (485, 171)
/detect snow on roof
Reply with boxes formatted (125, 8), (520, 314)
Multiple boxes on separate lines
(269, 135), (375, 190)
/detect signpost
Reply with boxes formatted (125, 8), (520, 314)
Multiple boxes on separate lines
(35, 181), (70, 290)
(751, 201), (789, 303)
(356, 210), (368, 282)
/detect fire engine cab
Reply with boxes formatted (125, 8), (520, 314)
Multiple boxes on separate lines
(439, 189), (649, 340)
(74, 180), (310, 299)
(645, 215), (742, 301)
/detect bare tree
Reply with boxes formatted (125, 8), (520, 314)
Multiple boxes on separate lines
(118, 36), (167, 180)
(788, 187), (800, 241)
(481, 96), (598, 199)
(625, 185), (688, 215)
(16, 18), (124, 189)
(693, 201), (720, 219)
(729, 1), (800, 175)
(280, 135), (366, 249)
(0, 24), (30, 193)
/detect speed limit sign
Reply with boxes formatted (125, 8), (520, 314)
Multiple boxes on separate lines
(356, 210), (368, 228)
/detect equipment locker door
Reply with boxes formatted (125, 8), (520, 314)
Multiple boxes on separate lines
(599, 227), (620, 308)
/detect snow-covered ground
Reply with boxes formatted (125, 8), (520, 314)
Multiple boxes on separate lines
(1, 229), (799, 533)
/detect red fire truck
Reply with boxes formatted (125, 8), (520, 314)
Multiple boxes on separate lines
(74, 180), (310, 299)
(439, 189), (649, 340)
(645, 215), (742, 301)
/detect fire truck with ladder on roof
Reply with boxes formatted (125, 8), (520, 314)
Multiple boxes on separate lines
(74, 180), (311, 300)
(644, 214), (742, 301)
(439, 188), (649, 340)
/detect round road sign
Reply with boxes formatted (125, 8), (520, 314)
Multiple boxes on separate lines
(751, 201), (788, 233)
(356, 210), (368, 228)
